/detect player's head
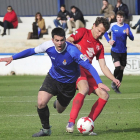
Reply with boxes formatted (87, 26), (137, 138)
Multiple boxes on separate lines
(7, 6), (13, 12)
(102, 0), (108, 6)
(92, 17), (110, 39)
(71, 6), (76, 13)
(116, 11), (125, 24)
(117, 0), (122, 4)
(60, 4), (66, 12)
(35, 12), (42, 22)
(52, 28), (66, 52)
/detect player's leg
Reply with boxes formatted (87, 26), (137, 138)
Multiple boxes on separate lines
(69, 79), (89, 123)
(66, 78), (89, 132)
(54, 81), (76, 114)
(32, 74), (57, 137)
(53, 19), (61, 27)
(117, 52), (127, 84)
(67, 20), (75, 34)
(32, 91), (53, 137)
(111, 50), (122, 93)
(75, 20), (84, 30)
(88, 87), (109, 121)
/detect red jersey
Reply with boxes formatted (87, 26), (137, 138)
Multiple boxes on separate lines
(4, 10), (18, 28)
(70, 28), (104, 63)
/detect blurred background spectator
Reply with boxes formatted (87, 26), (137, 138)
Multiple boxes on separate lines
(67, 6), (85, 34)
(0, 6), (18, 36)
(131, 19), (140, 33)
(100, 0), (116, 23)
(53, 4), (70, 31)
(27, 12), (48, 39)
(114, 0), (129, 24)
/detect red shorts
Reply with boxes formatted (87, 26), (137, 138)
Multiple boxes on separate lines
(76, 67), (98, 95)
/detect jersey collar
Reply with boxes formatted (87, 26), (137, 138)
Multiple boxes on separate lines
(117, 23), (124, 27)
(55, 42), (67, 53)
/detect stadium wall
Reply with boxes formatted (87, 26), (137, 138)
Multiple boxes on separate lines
(0, 53), (140, 75)
(0, 0), (136, 16)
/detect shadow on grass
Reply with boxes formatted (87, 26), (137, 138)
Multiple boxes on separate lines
(64, 128), (140, 137)
(99, 127), (140, 134)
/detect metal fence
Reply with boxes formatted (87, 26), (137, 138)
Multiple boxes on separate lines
(0, 0), (136, 16)
(0, 0), (58, 16)
(65, 0), (136, 15)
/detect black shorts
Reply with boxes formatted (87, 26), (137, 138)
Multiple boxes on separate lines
(111, 50), (127, 67)
(39, 73), (76, 107)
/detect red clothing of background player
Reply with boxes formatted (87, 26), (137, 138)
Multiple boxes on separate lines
(4, 10), (18, 28)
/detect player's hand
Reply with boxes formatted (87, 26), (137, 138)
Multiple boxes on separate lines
(109, 40), (115, 46)
(112, 78), (121, 88)
(102, 5), (106, 10)
(116, 3), (120, 8)
(70, 18), (74, 21)
(75, 44), (81, 51)
(57, 17), (61, 20)
(126, 28), (129, 36)
(98, 83), (110, 91)
(0, 57), (13, 66)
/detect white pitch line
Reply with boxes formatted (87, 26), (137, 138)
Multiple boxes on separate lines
(0, 97), (140, 103)
(0, 112), (139, 118)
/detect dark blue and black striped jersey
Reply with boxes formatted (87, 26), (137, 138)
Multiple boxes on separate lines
(12, 40), (102, 84)
(104, 22), (134, 53)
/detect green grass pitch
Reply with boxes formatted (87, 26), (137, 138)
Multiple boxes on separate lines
(0, 75), (140, 140)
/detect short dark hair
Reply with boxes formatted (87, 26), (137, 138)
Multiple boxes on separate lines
(7, 6), (13, 10)
(51, 28), (65, 38)
(116, 11), (125, 17)
(70, 6), (76, 9)
(103, 0), (108, 2)
(61, 4), (65, 8)
(94, 17), (110, 31)
(35, 12), (42, 22)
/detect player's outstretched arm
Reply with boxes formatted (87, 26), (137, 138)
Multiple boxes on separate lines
(0, 57), (13, 66)
(98, 59), (121, 88)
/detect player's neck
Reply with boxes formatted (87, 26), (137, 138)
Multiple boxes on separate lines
(91, 29), (97, 40)
(117, 22), (124, 26)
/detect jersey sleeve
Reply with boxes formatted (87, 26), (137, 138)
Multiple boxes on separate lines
(70, 28), (86, 43)
(34, 41), (53, 53)
(69, 45), (102, 84)
(96, 45), (104, 60)
(127, 25), (134, 41)
(104, 22), (116, 42)
(12, 41), (52, 60)
(12, 48), (36, 60)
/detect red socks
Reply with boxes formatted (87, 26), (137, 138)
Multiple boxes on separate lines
(88, 98), (107, 121)
(69, 93), (85, 124)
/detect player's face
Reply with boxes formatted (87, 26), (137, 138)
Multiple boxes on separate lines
(103, 1), (108, 6)
(52, 35), (66, 52)
(92, 23), (106, 39)
(61, 7), (65, 12)
(71, 8), (76, 13)
(36, 14), (41, 20)
(116, 15), (124, 24)
(7, 7), (12, 12)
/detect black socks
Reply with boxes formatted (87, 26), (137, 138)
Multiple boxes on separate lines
(37, 105), (50, 129)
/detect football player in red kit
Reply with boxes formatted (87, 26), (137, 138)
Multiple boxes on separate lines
(66, 17), (121, 135)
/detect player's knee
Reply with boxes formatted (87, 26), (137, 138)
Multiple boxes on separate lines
(79, 85), (89, 95)
(115, 66), (121, 72)
(99, 90), (109, 100)
(38, 100), (46, 109)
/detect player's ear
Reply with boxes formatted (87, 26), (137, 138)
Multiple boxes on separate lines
(52, 38), (54, 43)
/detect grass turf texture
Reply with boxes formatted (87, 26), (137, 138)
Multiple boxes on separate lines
(0, 75), (140, 140)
